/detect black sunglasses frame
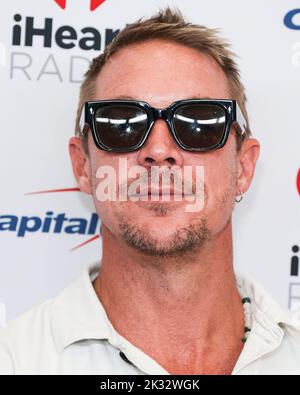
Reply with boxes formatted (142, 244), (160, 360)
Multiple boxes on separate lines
(79, 99), (247, 153)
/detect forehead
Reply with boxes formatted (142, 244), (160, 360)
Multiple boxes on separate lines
(94, 39), (230, 107)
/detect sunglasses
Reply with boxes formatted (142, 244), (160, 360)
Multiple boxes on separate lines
(79, 99), (247, 152)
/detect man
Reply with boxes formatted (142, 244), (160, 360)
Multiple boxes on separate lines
(1, 8), (300, 375)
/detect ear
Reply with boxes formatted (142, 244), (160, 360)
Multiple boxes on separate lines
(69, 137), (92, 194)
(236, 138), (260, 196)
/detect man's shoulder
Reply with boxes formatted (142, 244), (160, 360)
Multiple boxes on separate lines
(0, 297), (56, 374)
(0, 264), (95, 345)
(0, 267), (88, 374)
(0, 264), (99, 374)
(0, 270), (84, 347)
(0, 297), (55, 340)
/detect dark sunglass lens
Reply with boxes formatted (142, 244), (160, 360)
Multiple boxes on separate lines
(94, 104), (148, 150)
(173, 104), (226, 149)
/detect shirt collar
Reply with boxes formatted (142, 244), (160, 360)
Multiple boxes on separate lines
(232, 272), (295, 373)
(235, 272), (293, 327)
(51, 263), (298, 374)
(51, 263), (115, 351)
(51, 262), (170, 374)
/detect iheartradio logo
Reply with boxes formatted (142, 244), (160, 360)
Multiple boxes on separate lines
(54, 0), (106, 11)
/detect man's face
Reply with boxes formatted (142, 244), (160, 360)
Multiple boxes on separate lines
(77, 40), (257, 258)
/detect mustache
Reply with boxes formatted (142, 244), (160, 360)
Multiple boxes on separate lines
(119, 166), (200, 196)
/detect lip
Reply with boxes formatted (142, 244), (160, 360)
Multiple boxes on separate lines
(128, 186), (194, 198)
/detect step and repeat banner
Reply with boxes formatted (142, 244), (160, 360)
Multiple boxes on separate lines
(0, 0), (299, 324)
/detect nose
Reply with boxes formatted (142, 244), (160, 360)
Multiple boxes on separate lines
(137, 119), (184, 168)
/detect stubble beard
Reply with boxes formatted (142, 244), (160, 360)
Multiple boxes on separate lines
(118, 208), (211, 259)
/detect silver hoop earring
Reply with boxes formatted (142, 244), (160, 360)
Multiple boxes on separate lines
(235, 191), (244, 203)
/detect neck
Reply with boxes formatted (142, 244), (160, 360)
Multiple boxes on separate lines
(94, 220), (244, 374)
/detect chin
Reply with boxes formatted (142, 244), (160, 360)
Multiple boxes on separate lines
(117, 212), (211, 259)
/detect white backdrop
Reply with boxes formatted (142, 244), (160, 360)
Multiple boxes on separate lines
(0, 0), (299, 322)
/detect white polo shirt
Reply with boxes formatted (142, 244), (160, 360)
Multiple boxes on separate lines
(1, 263), (300, 375)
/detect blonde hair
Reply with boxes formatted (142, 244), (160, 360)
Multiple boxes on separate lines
(75, 7), (250, 153)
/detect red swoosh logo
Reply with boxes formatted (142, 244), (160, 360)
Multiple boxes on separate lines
(297, 168), (300, 195)
(25, 187), (80, 195)
(54, 0), (106, 11)
(70, 234), (100, 251)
